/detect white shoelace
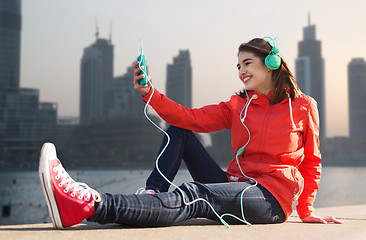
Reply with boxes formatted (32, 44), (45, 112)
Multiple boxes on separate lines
(135, 187), (156, 194)
(53, 163), (101, 202)
(135, 187), (145, 194)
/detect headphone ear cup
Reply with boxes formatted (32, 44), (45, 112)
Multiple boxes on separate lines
(265, 54), (281, 70)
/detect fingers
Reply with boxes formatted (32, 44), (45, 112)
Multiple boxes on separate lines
(133, 72), (151, 87)
(133, 62), (152, 96)
(322, 216), (343, 224)
(133, 61), (142, 76)
(133, 62), (152, 84)
(301, 215), (343, 224)
(133, 61), (145, 84)
(301, 216), (325, 224)
(133, 61), (146, 78)
(133, 74), (145, 85)
(133, 61), (139, 72)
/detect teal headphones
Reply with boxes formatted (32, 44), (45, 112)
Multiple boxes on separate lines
(263, 36), (281, 70)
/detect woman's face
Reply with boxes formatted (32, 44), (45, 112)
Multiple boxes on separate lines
(237, 51), (274, 96)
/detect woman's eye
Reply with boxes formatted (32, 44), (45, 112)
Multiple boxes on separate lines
(245, 62), (251, 66)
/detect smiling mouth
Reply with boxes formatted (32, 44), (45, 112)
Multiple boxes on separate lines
(243, 76), (252, 84)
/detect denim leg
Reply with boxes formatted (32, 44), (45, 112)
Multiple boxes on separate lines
(89, 182), (285, 226)
(146, 126), (228, 192)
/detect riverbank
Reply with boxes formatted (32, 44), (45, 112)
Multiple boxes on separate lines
(0, 204), (365, 240)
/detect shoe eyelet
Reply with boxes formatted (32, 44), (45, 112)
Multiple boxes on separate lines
(86, 197), (90, 201)
(58, 183), (63, 187)
(53, 167), (57, 172)
(71, 192), (76, 197)
(55, 175), (60, 180)
(63, 189), (68, 193)
(78, 195), (83, 200)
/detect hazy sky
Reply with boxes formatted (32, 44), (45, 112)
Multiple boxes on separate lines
(20, 0), (366, 138)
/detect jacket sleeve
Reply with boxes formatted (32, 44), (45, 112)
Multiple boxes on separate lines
(296, 98), (322, 219)
(141, 88), (232, 133)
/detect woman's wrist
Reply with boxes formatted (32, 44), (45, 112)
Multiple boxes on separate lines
(142, 86), (152, 97)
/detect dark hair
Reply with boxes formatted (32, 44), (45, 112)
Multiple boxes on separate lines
(237, 38), (301, 105)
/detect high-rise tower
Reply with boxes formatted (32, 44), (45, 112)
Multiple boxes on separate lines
(80, 30), (114, 124)
(0, 0), (21, 88)
(166, 50), (192, 107)
(295, 14), (326, 138)
(0, 0), (58, 169)
(348, 58), (366, 137)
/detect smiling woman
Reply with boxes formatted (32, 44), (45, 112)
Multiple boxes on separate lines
(38, 37), (342, 230)
(237, 51), (274, 95)
(236, 38), (301, 105)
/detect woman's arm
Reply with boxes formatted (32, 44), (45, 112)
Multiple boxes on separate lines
(297, 98), (342, 224)
(133, 62), (232, 133)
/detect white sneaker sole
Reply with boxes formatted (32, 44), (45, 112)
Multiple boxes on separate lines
(39, 143), (64, 229)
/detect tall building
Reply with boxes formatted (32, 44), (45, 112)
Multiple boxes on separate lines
(166, 50), (192, 107)
(348, 58), (366, 137)
(0, 0), (58, 169)
(0, 0), (21, 88)
(295, 14), (326, 138)
(80, 34), (114, 124)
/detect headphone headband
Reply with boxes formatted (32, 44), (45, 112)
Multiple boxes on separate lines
(263, 36), (281, 70)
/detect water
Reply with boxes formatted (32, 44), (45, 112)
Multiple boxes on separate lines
(1, 167), (366, 225)
(316, 167), (366, 207)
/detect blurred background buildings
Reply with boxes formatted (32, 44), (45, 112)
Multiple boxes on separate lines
(0, 0), (366, 170)
(0, 0), (57, 168)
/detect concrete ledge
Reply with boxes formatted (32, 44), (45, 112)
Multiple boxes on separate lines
(1, 204), (365, 240)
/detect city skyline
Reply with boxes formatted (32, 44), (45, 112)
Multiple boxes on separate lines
(20, 0), (366, 138)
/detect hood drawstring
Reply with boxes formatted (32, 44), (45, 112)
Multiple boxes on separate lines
(240, 95), (256, 123)
(286, 92), (296, 130)
(241, 93), (296, 130)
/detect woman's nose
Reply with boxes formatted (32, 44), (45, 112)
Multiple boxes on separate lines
(240, 68), (247, 76)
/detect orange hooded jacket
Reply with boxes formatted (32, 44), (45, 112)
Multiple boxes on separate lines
(142, 88), (322, 220)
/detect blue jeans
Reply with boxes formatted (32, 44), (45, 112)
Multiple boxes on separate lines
(89, 126), (285, 226)
(146, 125), (228, 192)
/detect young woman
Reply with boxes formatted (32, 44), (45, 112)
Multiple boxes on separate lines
(39, 38), (341, 229)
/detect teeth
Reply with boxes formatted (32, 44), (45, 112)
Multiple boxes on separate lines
(243, 76), (251, 81)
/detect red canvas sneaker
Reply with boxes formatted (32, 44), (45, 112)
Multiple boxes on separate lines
(39, 143), (101, 229)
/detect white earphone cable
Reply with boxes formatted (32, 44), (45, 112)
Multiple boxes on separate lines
(137, 41), (256, 227)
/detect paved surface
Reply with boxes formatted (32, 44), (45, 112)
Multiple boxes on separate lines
(0, 204), (365, 240)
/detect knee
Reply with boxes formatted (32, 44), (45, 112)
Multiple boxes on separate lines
(175, 182), (208, 200)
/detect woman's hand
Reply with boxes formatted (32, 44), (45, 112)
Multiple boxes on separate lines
(301, 215), (343, 224)
(133, 61), (152, 97)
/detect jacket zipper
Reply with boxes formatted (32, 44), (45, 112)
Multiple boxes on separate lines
(258, 105), (273, 161)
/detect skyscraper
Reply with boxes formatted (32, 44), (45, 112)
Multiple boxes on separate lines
(0, 0), (21, 88)
(0, 0), (58, 169)
(295, 15), (326, 138)
(80, 34), (114, 124)
(166, 50), (192, 107)
(348, 58), (366, 137)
